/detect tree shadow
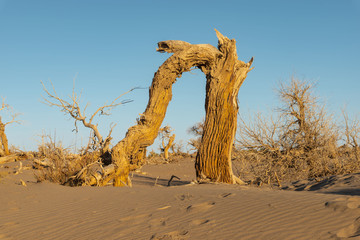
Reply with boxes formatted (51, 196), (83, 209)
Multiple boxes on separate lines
(320, 188), (360, 196)
(131, 174), (191, 187)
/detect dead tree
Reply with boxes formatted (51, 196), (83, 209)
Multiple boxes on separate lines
(194, 31), (253, 184)
(0, 98), (20, 156)
(105, 30), (252, 186)
(41, 81), (134, 155)
(277, 78), (337, 153)
(159, 126), (176, 160)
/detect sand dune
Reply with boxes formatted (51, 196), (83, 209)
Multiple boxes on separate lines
(1, 158), (360, 240)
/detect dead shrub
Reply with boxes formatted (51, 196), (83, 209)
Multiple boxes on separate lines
(33, 134), (100, 185)
(236, 77), (360, 185)
(187, 121), (204, 153)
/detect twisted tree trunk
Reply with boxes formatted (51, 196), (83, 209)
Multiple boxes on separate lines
(82, 30), (252, 186)
(110, 40), (221, 186)
(195, 30), (253, 183)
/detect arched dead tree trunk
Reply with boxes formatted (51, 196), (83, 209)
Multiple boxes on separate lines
(195, 30), (253, 184)
(109, 39), (223, 186)
(109, 30), (252, 186)
(79, 29), (252, 186)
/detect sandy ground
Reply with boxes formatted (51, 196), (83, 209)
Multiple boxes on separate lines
(1, 158), (360, 240)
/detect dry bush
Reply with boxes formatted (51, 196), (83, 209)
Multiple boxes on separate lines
(34, 134), (100, 185)
(171, 140), (189, 156)
(146, 141), (190, 165)
(341, 109), (360, 162)
(187, 121), (204, 152)
(236, 77), (360, 185)
(145, 150), (164, 164)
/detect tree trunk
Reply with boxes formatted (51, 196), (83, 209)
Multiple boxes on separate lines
(0, 140), (4, 157)
(82, 30), (252, 186)
(163, 134), (175, 160)
(0, 154), (19, 164)
(195, 30), (253, 184)
(0, 122), (9, 156)
(110, 39), (221, 186)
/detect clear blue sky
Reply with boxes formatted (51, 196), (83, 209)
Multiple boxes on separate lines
(1, 0), (359, 152)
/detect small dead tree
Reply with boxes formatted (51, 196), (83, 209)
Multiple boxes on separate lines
(159, 125), (175, 160)
(277, 78), (337, 155)
(41, 81), (134, 156)
(0, 98), (21, 157)
(237, 77), (339, 183)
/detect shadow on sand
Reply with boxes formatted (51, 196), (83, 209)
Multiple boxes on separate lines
(131, 174), (191, 187)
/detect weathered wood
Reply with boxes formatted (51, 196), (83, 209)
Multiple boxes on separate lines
(195, 30), (253, 184)
(82, 30), (252, 186)
(33, 158), (55, 168)
(0, 122), (9, 156)
(163, 134), (175, 160)
(0, 154), (18, 164)
(110, 39), (221, 186)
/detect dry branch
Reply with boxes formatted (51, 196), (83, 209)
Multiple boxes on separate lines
(41, 81), (134, 154)
(0, 98), (21, 156)
(0, 154), (19, 164)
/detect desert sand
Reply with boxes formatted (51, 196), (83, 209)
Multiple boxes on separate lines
(1, 158), (360, 240)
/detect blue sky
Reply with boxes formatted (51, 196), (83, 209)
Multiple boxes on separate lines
(0, 0), (359, 152)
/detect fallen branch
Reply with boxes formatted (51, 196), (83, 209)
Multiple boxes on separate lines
(33, 158), (55, 168)
(168, 175), (180, 186)
(0, 154), (19, 164)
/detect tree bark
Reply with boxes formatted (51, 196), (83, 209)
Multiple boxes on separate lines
(0, 122), (9, 156)
(163, 134), (175, 160)
(82, 30), (252, 186)
(0, 154), (19, 164)
(110, 39), (222, 186)
(195, 30), (253, 183)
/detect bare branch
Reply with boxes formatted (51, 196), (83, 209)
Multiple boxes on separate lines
(0, 97), (7, 112)
(0, 97), (21, 126)
(41, 80), (134, 152)
(88, 87), (136, 124)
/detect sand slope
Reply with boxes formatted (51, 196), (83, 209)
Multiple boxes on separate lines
(1, 158), (360, 240)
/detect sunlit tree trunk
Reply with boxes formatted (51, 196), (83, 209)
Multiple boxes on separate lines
(195, 30), (253, 183)
(110, 39), (222, 186)
(86, 30), (253, 186)
(0, 122), (9, 156)
(163, 134), (175, 160)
